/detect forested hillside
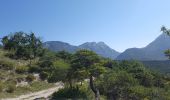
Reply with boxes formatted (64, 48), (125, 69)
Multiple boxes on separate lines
(0, 44), (54, 98)
(143, 60), (170, 73)
(0, 32), (170, 100)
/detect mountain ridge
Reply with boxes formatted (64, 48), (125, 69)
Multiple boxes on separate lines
(79, 42), (120, 59)
(116, 33), (170, 60)
(43, 33), (170, 61)
(43, 41), (120, 59)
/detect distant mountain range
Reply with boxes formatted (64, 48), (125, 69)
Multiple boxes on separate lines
(43, 33), (170, 61)
(116, 33), (170, 60)
(43, 41), (78, 53)
(43, 41), (120, 59)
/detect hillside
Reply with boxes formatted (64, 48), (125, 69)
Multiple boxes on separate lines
(116, 33), (170, 60)
(43, 41), (120, 59)
(1, 32), (170, 100)
(143, 60), (170, 73)
(0, 49), (55, 99)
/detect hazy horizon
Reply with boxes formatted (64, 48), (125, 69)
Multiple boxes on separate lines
(1, 0), (170, 52)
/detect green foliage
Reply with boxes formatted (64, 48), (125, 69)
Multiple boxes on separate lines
(71, 50), (100, 69)
(26, 74), (36, 82)
(56, 50), (72, 61)
(118, 61), (155, 87)
(0, 82), (3, 92)
(143, 60), (170, 73)
(39, 50), (57, 72)
(0, 31), (170, 99)
(38, 50), (72, 83)
(40, 71), (48, 80)
(6, 84), (16, 93)
(89, 63), (106, 77)
(68, 50), (105, 99)
(69, 50), (103, 81)
(129, 86), (170, 100)
(102, 59), (119, 69)
(96, 60), (170, 99)
(48, 60), (70, 82)
(28, 65), (40, 73)
(128, 86), (168, 99)
(0, 60), (14, 70)
(15, 66), (28, 74)
(5, 79), (17, 86)
(1, 32), (44, 60)
(129, 86), (149, 99)
(96, 71), (138, 99)
(0, 81), (55, 98)
(51, 86), (94, 100)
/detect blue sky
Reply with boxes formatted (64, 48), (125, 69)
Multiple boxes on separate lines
(0, 0), (170, 52)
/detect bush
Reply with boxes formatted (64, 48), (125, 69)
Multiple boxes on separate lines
(28, 65), (40, 73)
(129, 86), (149, 99)
(5, 79), (17, 86)
(0, 82), (3, 92)
(47, 60), (70, 83)
(15, 66), (28, 74)
(0, 60), (14, 70)
(26, 74), (36, 82)
(51, 86), (93, 100)
(40, 71), (48, 80)
(6, 84), (16, 93)
(96, 71), (139, 99)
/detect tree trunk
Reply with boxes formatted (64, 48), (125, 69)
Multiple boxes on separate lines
(90, 75), (100, 100)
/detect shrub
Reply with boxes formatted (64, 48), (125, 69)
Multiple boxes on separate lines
(96, 71), (139, 99)
(0, 60), (14, 70)
(6, 84), (16, 93)
(129, 86), (149, 99)
(28, 65), (40, 73)
(15, 66), (28, 74)
(26, 74), (36, 82)
(0, 82), (3, 92)
(40, 71), (48, 80)
(5, 79), (17, 86)
(47, 60), (70, 83)
(51, 86), (93, 100)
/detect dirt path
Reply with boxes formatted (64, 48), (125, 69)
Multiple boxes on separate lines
(2, 82), (64, 100)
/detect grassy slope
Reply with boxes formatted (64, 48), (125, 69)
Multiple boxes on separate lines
(0, 81), (55, 98)
(0, 49), (55, 98)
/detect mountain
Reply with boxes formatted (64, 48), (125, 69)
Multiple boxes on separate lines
(43, 41), (78, 53)
(116, 33), (170, 60)
(43, 41), (120, 59)
(79, 42), (120, 59)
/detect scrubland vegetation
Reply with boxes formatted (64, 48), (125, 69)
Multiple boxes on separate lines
(0, 30), (170, 100)
(0, 48), (55, 98)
